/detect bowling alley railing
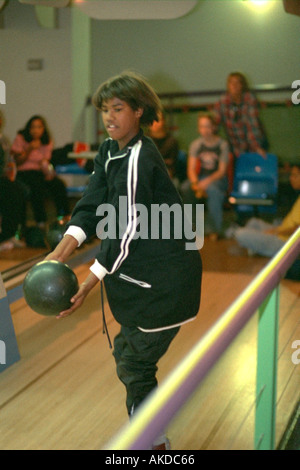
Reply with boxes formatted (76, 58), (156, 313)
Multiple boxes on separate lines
(91, 84), (297, 145)
(105, 228), (300, 451)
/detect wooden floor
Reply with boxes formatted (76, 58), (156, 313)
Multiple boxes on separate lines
(0, 238), (299, 450)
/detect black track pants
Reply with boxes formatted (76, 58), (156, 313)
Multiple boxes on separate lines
(113, 325), (180, 416)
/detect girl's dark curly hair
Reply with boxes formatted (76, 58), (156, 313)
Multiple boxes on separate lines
(227, 71), (250, 93)
(19, 115), (51, 145)
(92, 71), (162, 126)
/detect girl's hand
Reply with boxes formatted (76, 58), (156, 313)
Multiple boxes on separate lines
(41, 160), (55, 180)
(192, 180), (208, 198)
(197, 178), (210, 191)
(44, 252), (60, 262)
(56, 272), (100, 320)
(44, 235), (79, 264)
(56, 283), (89, 319)
(30, 139), (42, 150)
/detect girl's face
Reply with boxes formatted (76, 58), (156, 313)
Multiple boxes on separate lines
(227, 76), (243, 99)
(290, 166), (300, 191)
(101, 97), (143, 149)
(30, 119), (45, 140)
(149, 112), (165, 134)
(198, 117), (215, 138)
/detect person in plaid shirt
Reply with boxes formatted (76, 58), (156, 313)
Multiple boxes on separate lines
(214, 72), (268, 160)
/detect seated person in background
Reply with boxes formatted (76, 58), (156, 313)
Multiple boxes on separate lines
(11, 115), (70, 229)
(182, 112), (229, 240)
(148, 111), (180, 187)
(214, 71), (268, 160)
(234, 164), (300, 258)
(0, 111), (26, 250)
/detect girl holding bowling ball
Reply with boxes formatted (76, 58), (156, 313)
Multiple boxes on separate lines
(46, 71), (202, 450)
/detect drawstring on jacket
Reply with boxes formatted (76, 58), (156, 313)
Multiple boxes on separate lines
(101, 280), (112, 349)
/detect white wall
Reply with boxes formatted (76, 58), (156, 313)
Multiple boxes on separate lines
(0, 0), (299, 149)
(90, 0), (300, 158)
(91, 0), (300, 95)
(0, 1), (72, 147)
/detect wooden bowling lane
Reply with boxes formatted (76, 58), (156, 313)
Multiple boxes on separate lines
(0, 246), (47, 273)
(0, 239), (299, 450)
(0, 262), (128, 450)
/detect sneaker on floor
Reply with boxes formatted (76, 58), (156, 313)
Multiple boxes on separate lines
(152, 437), (171, 450)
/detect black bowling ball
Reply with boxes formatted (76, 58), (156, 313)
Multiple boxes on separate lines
(46, 220), (66, 250)
(23, 260), (79, 316)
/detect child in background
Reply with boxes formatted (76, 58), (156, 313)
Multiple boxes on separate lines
(184, 112), (229, 240)
(44, 72), (202, 450)
(11, 115), (70, 228)
(0, 110), (26, 250)
(214, 72), (268, 160)
(148, 110), (179, 187)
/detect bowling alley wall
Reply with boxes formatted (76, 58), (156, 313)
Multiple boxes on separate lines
(1, 0), (299, 164)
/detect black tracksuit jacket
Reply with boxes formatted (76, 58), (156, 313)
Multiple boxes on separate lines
(69, 130), (202, 330)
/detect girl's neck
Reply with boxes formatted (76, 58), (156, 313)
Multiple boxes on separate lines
(202, 134), (219, 146)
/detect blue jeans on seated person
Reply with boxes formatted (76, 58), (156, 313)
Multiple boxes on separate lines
(234, 218), (285, 257)
(204, 178), (227, 234)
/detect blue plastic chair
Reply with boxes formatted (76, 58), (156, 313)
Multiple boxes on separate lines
(55, 163), (90, 197)
(229, 153), (278, 215)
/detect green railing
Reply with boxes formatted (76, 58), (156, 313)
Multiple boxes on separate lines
(105, 228), (300, 450)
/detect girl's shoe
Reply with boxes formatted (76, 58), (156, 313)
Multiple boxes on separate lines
(152, 437), (171, 450)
